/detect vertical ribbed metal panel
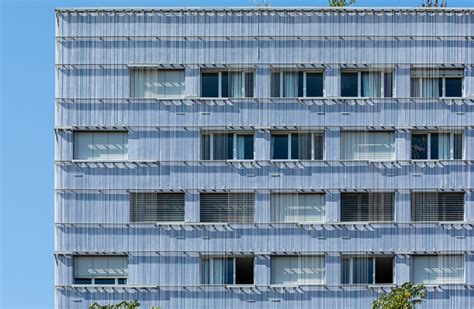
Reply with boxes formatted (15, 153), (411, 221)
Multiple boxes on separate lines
(55, 7), (474, 309)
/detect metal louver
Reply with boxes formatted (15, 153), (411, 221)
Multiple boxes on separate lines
(340, 192), (394, 222)
(200, 193), (255, 223)
(411, 192), (464, 222)
(130, 193), (185, 222)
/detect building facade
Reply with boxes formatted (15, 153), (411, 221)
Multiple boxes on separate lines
(55, 7), (474, 308)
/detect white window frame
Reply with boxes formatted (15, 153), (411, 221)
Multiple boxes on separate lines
(341, 70), (392, 98)
(412, 76), (464, 98)
(130, 68), (185, 99)
(201, 71), (254, 98)
(73, 256), (128, 286)
(411, 254), (465, 285)
(272, 71), (325, 98)
(271, 132), (325, 161)
(200, 256), (254, 286)
(411, 131), (464, 160)
(201, 132), (255, 161)
(342, 256), (394, 285)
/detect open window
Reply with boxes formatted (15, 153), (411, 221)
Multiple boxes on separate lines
(342, 256), (394, 284)
(200, 256), (254, 285)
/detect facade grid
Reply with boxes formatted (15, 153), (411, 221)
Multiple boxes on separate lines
(55, 7), (474, 308)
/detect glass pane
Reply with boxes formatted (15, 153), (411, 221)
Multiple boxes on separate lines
(361, 72), (381, 97)
(245, 73), (254, 98)
(306, 73), (323, 97)
(437, 133), (451, 160)
(353, 257), (373, 284)
(229, 72), (244, 98)
(412, 134), (428, 160)
(384, 73), (393, 97)
(291, 133), (299, 159)
(202, 73), (219, 97)
(341, 259), (350, 284)
(74, 278), (92, 284)
(94, 278), (115, 285)
(283, 72), (299, 97)
(454, 133), (463, 159)
(221, 72), (229, 98)
(212, 134), (231, 160)
(421, 79), (440, 98)
(271, 73), (280, 97)
(237, 134), (254, 160)
(375, 257), (393, 284)
(201, 259), (210, 284)
(341, 73), (358, 97)
(162, 70), (184, 97)
(411, 78), (420, 97)
(201, 134), (211, 160)
(298, 72), (304, 97)
(296, 133), (311, 160)
(445, 78), (462, 97)
(271, 135), (289, 159)
(313, 134), (324, 160)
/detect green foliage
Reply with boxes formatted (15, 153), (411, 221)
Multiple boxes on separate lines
(372, 282), (426, 309)
(422, 0), (447, 7)
(328, 0), (356, 7)
(89, 300), (141, 309)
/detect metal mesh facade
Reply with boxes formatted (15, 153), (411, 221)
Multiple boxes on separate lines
(55, 7), (474, 308)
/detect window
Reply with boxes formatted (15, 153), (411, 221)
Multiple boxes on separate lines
(271, 193), (325, 223)
(130, 193), (185, 222)
(271, 71), (324, 97)
(411, 192), (464, 222)
(74, 256), (127, 285)
(271, 132), (324, 160)
(130, 69), (185, 98)
(201, 71), (254, 98)
(200, 256), (254, 285)
(411, 132), (463, 160)
(73, 131), (128, 161)
(271, 256), (325, 285)
(341, 71), (393, 98)
(201, 132), (254, 160)
(200, 193), (255, 223)
(411, 69), (463, 98)
(342, 256), (393, 284)
(341, 131), (395, 161)
(412, 255), (464, 284)
(340, 193), (394, 222)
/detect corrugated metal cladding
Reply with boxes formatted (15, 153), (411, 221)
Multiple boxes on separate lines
(55, 7), (474, 309)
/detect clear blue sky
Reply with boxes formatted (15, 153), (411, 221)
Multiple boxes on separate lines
(0, 0), (472, 308)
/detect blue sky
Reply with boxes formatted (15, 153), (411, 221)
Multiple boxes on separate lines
(0, 0), (473, 308)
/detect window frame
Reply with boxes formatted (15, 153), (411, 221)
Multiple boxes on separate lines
(410, 192), (465, 223)
(199, 256), (255, 286)
(130, 68), (185, 99)
(340, 130), (396, 162)
(339, 192), (395, 223)
(270, 131), (325, 161)
(72, 130), (129, 162)
(270, 193), (326, 223)
(201, 131), (255, 161)
(411, 131), (464, 160)
(341, 255), (394, 285)
(270, 255), (326, 286)
(340, 70), (394, 98)
(201, 70), (255, 98)
(411, 254), (465, 285)
(411, 76), (464, 98)
(271, 70), (325, 98)
(73, 255), (128, 286)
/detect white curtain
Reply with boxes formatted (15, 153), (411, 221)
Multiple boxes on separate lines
(413, 255), (463, 284)
(341, 132), (395, 161)
(237, 135), (245, 159)
(131, 69), (184, 98)
(271, 256), (324, 285)
(421, 78), (440, 98)
(229, 72), (243, 98)
(437, 133), (451, 160)
(283, 72), (298, 97)
(361, 72), (381, 97)
(271, 194), (325, 222)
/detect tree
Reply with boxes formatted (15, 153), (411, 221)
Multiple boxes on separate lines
(422, 0), (447, 7)
(328, 0), (356, 7)
(89, 300), (141, 309)
(372, 282), (426, 309)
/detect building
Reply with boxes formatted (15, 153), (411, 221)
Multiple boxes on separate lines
(55, 7), (474, 308)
